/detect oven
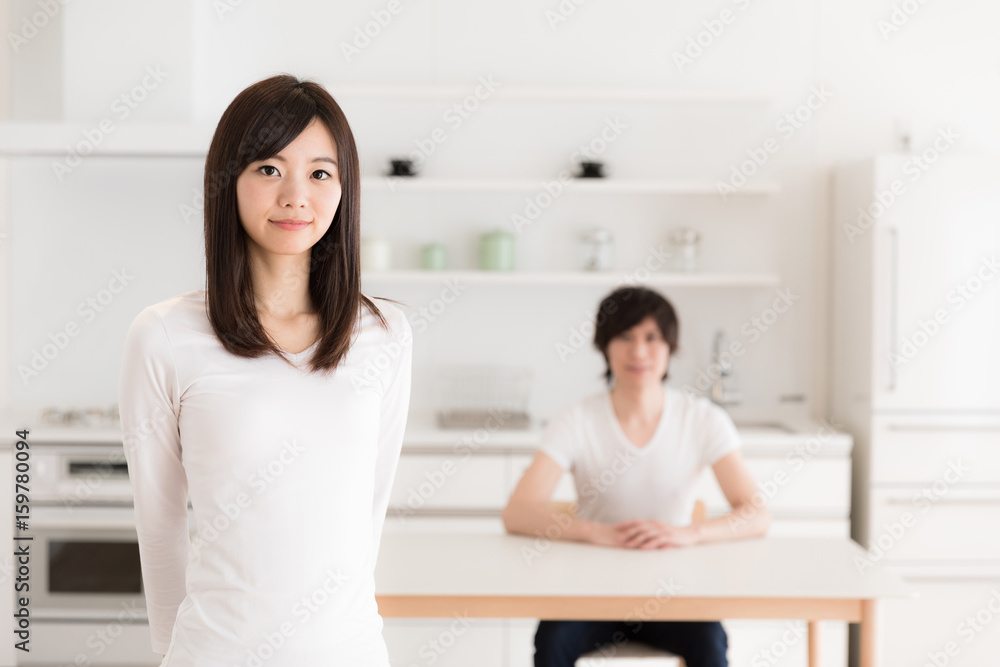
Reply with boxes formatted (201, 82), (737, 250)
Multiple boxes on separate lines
(29, 441), (193, 665)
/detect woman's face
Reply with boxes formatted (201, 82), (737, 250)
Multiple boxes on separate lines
(606, 315), (671, 389)
(236, 117), (342, 262)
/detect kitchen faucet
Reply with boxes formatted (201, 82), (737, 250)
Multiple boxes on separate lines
(710, 329), (744, 407)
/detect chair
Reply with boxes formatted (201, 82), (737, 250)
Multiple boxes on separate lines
(568, 500), (707, 667)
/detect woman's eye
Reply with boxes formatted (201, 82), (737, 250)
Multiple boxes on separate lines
(258, 165), (279, 176)
(313, 170), (331, 180)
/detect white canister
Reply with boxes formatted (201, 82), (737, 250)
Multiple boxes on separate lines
(360, 237), (391, 271)
(580, 228), (614, 271)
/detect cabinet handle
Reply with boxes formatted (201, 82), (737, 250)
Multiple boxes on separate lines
(887, 226), (899, 393)
(887, 423), (1000, 432)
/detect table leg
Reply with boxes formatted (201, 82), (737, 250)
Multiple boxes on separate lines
(860, 599), (881, 667)
(808, 620), (822, 667)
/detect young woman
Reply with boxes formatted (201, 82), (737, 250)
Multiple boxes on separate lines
(118, 75), (412, 666)
(502, 286), (770, 667)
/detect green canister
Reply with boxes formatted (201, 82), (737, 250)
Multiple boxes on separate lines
(479, 230), (514, 270)
(420, 243), (447, 270)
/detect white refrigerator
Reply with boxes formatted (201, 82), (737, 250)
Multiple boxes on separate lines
(831, 155), (1000, 667)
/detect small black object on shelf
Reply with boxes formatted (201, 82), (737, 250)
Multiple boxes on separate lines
(388, 158), (417, 177)
(575, 161), (605, 178)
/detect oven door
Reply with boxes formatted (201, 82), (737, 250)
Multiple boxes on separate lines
(34, 505), (148, 620)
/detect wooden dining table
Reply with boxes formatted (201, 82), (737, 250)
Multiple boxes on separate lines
(374, 532), (914, 667)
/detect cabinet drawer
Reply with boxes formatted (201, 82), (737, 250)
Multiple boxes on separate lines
(869, 488), (1000, 562)
(383, 618), (505, 667)
(872, 418), (1000, 484)
(882, 576), (1000, 667)
(389, 453), (507, 510)
(695, 457), (851, 517)
(28, 621), (159, 665)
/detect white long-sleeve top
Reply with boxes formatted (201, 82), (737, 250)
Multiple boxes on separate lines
(118, 290), (412, 666)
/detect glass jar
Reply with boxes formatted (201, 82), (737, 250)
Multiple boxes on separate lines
(580, 228), (614, 271)
(667, 228), (701, 272)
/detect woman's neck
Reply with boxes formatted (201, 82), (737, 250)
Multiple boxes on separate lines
(248, 249), (314, 319)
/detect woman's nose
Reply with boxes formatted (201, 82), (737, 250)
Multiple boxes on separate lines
(278, 177), (308, 208)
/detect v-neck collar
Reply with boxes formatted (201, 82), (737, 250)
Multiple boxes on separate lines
(281, 339), (320, 361)
(604, 388), (669, 453)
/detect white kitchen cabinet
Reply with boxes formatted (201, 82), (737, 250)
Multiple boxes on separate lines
(869, 417), (1000, 485)
(381, 618), (506, 667)
(389, 420), (853, 667)
(868, 487), (1000, 563)
(834, 156), (1000, 412)
(832, 156), (1000, 667)
(880, 573), (1000, 667)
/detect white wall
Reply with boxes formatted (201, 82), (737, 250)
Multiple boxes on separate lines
(4, 0), (999, 423)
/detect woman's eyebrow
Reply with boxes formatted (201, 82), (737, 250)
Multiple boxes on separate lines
(265, 155), (338, 165)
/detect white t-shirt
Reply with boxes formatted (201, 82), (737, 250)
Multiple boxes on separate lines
(118, 290), (412, 666)
(538, 387), (741, 526)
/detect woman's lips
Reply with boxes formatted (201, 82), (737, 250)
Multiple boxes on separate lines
(271, 220), (309, 230)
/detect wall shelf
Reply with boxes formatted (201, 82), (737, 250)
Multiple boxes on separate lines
(328, 83), (775, 104)
(0, 122), (213, 157)
(361, 269), (780, 287)
(362, 177), (778, 195)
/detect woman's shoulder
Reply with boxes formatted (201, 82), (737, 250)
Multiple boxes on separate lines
(359, 296), (412, 345)
(127, 290), (207, 334)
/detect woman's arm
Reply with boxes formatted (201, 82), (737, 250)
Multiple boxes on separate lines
(369, 312), (413, 566)
(693, 449), (771, 543)
(119, 307), (190, 657)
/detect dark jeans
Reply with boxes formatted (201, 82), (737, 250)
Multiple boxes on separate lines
(534, 619), (728, 667)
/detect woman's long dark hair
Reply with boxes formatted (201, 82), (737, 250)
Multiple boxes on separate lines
(203, 73), (401, 373)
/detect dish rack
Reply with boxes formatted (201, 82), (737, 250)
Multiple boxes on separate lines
(434, 364), (532, 429)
